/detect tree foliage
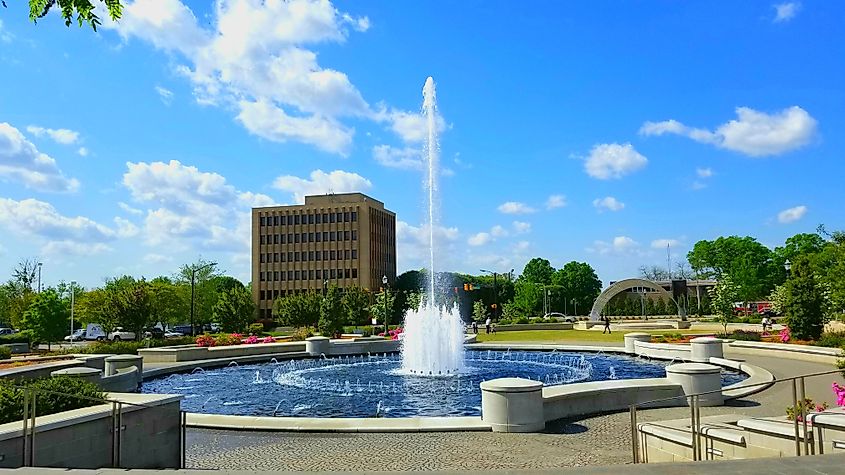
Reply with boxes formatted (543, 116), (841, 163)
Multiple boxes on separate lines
(551, 261), (602, 314)
(520, 258), (555, 285)
(212, 286), (255, 333)
(21, 288), (68, 347)
(342, 286), (371, 326)
(472, 299), (487, 322)
(273, 291), (321, 328)
(709, 274), (740, 333)
(22, 0), (123, 31)
(318, 285), (345, 337)
(782, 258), (827, 340)
(688, 236), (784, 302)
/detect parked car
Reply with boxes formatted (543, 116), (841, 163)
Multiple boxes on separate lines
(64, 329), (86, 341)
(0, 327), (15, 336)
(142, 327), (165, 339)
(173, 325), (196, 336)
(84, 323), (107, 341)
(108, 327), (136, 341)
(544, 312), (576, 323)
(164, 330), (184, 338)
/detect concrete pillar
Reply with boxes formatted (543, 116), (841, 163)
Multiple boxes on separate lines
(105, 354), (144, 386)
(73, 353), (112, 371)
(51, 367), (102, 385)
(480, 378), (545, 433)
(666, 363), (723, 406)
(690, 337), (724, 363)
(305, 336), (331, 357)
(624, 332), (652, 354)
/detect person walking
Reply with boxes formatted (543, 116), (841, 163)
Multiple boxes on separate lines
(603, 316), (612, 334)
(485, 317), (492, 334)
(472, 320), (478, 335)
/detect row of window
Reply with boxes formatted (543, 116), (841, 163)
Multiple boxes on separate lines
(259, 268), (358, 283)
(260, 249), (358, 263)
(259, 230), (357, 245)
(259, 211), (357, 227)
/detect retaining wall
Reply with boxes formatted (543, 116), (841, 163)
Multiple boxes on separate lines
(138, 341), (306, 363)
(543, 378), (685, 422)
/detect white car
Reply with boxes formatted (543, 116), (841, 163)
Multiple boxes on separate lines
(108, 327), (136, 341)
(64, 329), (86, 341)
(544, 312), (576, 323)
(164, 330), (184, 338)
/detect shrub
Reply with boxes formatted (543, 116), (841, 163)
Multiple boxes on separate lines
(529, 317), (544, 324)
(547, 317), (560, 323)
(289, 327), (314, 341)
(0, 334), (30, 345)
(261, 336), (275, 343)
(247, 323), (264, 335)
(816, 331), (845, 349)
(498, 318), (513, 325)
(195, 335), (216, 347)
(514, 317), (530, 324)
(723, 330), (762, 342)
(214, 333), (242, 346)
(0, 376), (106, 424)
(244, 335), (259, 344)
(786, 397), (828, 421)
(0, 346), (11, 361)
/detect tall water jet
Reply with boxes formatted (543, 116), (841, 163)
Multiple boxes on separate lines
(401, 77), (465, 375)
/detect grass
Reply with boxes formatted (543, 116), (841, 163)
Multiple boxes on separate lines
(475, 329), (715, 344)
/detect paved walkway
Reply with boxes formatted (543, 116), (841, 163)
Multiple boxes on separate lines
(184, 346), (844, 471)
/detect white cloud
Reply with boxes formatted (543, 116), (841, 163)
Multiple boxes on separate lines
(0, 19), (13, 43)
(490, 225), (508, 238)
(773, 2), (801, 23)
(396, 220), (459, 271)
(101, 0), (374, 156)
(77, 147), (89, 157)
(546, 194), (567, 209)
(512, 221), (531, 234)
(122, 160), (275, 253)
(144, 253), (173, 264)
(26, 125), (80, 145)
(498, 201), (536, 214)
(0, 123), (80, 192)
(593, 196), (625, 212)
(514, 241), (530, 252)
(584, 143), (648, 180)
(467, 232), (492, 247)
(691, 181), (707, 191)
(777, 205), (807, 224)
(640, 106), (817, 157)
(155, 85), (174, 105)
(0, 197), (121, 256)
(273, 169), (371, 203)
(382, 108), (447, 144)
(696, 167), (714, 178)
(588, 236), (640, 255)
(651, 238), (681, 249)
(372, 145), (422, 170)
(118, 201), (143, 215)
(114, 217), (140, 238)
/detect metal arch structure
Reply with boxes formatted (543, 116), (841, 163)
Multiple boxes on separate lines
(589, 278), (686, 321)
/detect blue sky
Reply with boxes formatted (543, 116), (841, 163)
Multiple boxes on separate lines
(0, 0), (842, 288)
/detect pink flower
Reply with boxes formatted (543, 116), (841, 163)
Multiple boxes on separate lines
(244, 335), (259, 344)
(780, 327), (791, 343)
(262, 336), (275, 343)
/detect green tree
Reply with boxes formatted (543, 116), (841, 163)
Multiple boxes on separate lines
(19, 0), (123, 31)
(273, 291), (320, 329)
(709, 274), (740, 334)
(687, 236), (784, 302)
(149, 277), (186, 328)
(511, 281), (543, 317)
(318, 285), (345, 337)
(638, 265), (670, 281)
(21, 288), (68, 349)
(551, 261), (602, 314)
(371, 289), (395, 332)
(775, 233), (826, 263)
(472, 299), (487, 322)
(175, 259), (222, 327)
(111, 279), (152, 339)
(212, 286), (255, 333)
(520, 258), (555, 284)
(342, 286), (371, 326)
(782, 258), (828, 340)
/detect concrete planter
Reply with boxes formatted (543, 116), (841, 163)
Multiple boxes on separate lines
(480, 378), (545, 433)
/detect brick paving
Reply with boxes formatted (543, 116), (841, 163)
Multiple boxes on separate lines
(184, 348), (843, 471)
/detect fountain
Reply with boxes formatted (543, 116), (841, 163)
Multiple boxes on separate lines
(400, 77), (466, 376)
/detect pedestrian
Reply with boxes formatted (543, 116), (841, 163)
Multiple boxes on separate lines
(603, 315), (611, 334)
(761, 315), (770, 332)
(472, 321), (478, 335)
(491, 322), (497, 334)
(485, 317), (492, 334)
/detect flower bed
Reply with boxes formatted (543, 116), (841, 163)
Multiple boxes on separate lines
(196, 333), (281, 347)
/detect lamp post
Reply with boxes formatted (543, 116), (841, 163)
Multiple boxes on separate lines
(480, 269), (500, 321)
(190, 262), (217, 337)
(323, 279), (329, 295)
(382, 275), (389, 336)
(70, 281), (76, 343)
(785, 259), (792, 278)
(37, 262), (43, 293)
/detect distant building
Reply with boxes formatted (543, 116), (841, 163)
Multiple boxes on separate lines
(609, 279), (717, 304)
(251, 193), (397, 319)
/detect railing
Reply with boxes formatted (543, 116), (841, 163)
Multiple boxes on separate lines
(13, 385), (187, 469)
(629, 367), (845, 463)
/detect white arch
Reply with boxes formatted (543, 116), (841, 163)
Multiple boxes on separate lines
(589, 278), (686, 321)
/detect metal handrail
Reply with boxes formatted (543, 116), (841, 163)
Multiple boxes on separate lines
(630, 366), (845, 464)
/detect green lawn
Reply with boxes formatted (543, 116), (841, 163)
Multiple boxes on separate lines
(474, 329), (715, 344)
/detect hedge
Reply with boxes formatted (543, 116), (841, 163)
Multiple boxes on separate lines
(0, 376), (106, 424)
(0, 346), (11, 361)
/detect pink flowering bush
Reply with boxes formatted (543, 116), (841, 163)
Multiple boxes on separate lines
(787, 397), (828, 421)
(195, 335), (216, 347)
(244, 335), (259, 344)
(261, 336), (276, 343)
(780, 327), (791, 343)
(214, 333), (242, 346)
(833, 382), (845, 406)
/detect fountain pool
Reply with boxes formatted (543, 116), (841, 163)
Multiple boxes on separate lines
(141, 350), (747, 418)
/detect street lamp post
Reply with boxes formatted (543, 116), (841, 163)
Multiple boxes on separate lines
(785, 259), (792, 277)
(480, 269), (500, 321)
(382, 275), (389, 336)
(190, 262), (217, 337)
(37, 262), (43, 293)
(70, 281), (76, 342)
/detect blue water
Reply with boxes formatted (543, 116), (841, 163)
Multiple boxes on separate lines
(141, 350), (746, 418)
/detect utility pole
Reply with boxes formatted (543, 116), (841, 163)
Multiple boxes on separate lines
(70, 280), (76, 342)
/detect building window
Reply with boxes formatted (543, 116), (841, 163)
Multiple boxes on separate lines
(316, 232), (321, 242)
(309, 251), (315, 261)
(260, 254), (265, 263)
(273, 216), (279, 226)
(345, 269), (350, 279)
(351, 211), (357, 222)
(295, 270), (300, 280)
(336, 212), (343, 222)
(294, 252), (300, 262)
(260, 216), (266, 226)
(260, 272), (265, 281)
(330, 213), (336, 223)
(287, 233), (293, 242)
(301, 232), (307, 242)
(344, 249), (350, 260)
(309, 269), (314, 280)
(323, 250), (329, 260)
(323, 231), (329, 241)
(287, 252), (293, 261)
(260, 235), (265, 245)
(337, 268), (343, 279)
(352, 230), (357, 240)
(309, 232), (314, 242)
(344, 230), (350, 241)
(343, 212), (349, 222)
(330, 231), (336, 241)
(308, 214), (314, 225)
(280, 271), (286, 281)
(351, 249), (357, 259)
(288, 271), (293, 280)
(294, 215), (300, 225)
(316, 252), (322, 261)
(316, 213), (322, 224)
(316, 269), (322, 279)
(273, 234), (279, 244)
(322, 213), (328, 222)
(352, 268), (358, 278)
(260, 290), (266, 300)
(330, 250), (336, 260)
(273, 271), (279, 281)
(274, 253), (279, 262)
(294, 234), (299, 243)
(330, 269), (336, 279)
